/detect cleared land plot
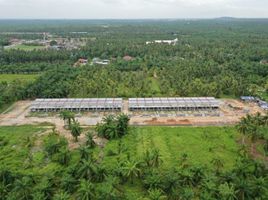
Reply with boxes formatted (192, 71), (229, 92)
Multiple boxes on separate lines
(101, 126), (239, 171)
(0, 74), (39, 83)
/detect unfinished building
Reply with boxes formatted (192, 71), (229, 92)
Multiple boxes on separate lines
(30, 98), (123, 112)
(128, 97), (220, 111)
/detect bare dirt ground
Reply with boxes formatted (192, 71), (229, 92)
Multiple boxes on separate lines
(130, 99), (265, 126)
(0, 99), (266, 148)
(0, 99), (265, 128)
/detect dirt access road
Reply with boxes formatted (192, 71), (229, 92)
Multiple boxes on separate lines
(0, 99), (265, 128)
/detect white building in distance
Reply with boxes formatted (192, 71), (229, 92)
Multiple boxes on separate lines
(146, 38), (178, 45)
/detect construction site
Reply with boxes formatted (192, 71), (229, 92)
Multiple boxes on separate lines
(0, 97), (265, 128)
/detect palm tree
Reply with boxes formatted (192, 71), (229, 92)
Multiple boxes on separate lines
(13, 176), (33, 200)
(179, 187), (195, 200)
(57, 148), (71, 166)
(77, 179), (95, 200)
(77, 159), (97, 180)
(60, 174), (77, 194)
(201, 178), (217, 199)
(144, 148), (162, 168)
(121, 160), (141, 184)
(251, 176), (267, 199)
(234, 178), (251, 200)
(97, 176), (122, 200)
(70, 120), (82, 142)
(147, 188), (167, 200)
(218, 182), (237, 200)
(59, 110), (75, 129)
(0, 182), (10, 200)
(31, 192), (46, 200)
(190, 166), (205, 186)
(116, 114), (130, 137)
(53, 191), (70, 200)
(85, 132), (95, 148)
(79, 146), (93, 161)
(236, 118), (249, 145)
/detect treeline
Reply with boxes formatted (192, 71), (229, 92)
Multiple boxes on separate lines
(0, 49), (71, 64)
(0, 19), (267, 107)
(0, 80), (30, 109)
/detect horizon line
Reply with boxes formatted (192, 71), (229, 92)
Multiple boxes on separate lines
(0, 17), (268, 20)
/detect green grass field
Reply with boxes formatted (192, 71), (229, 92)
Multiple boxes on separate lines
(6, 44), (46, 51)
(0, 74), (39, 83)
(101, 126), (239, 171)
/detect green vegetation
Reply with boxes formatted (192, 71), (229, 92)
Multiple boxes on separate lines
(0, 19), (268, 199)
(96, 114), (130, 139)
(0, 19), (267, 100)
(1, 122), (267, 199)
(0, 125), (46, 172)
(101, 126), (239, 171)
(0, 74), (38, 83)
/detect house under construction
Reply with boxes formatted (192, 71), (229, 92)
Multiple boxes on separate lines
(30, 97), (220, 113)
(128, 97), (220, 111)
(30, 98), (123, 112)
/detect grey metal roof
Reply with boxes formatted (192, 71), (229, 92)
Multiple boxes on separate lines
(31, 98), (123, 110)
(129, 97), (220, 108)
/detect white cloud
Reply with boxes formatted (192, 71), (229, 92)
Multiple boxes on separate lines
(0, 0), (267, 18)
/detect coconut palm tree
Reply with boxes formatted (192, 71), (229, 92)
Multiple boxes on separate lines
(70, 120), (82, 142)
(77, 179), (95, 200)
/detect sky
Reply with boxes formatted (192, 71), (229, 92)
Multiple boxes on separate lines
(0, 0), (267, 19)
